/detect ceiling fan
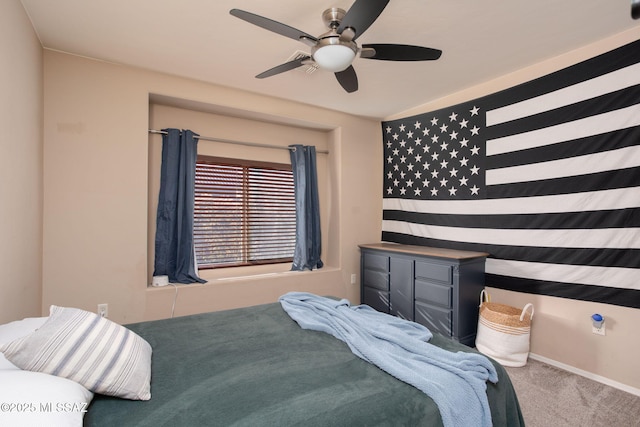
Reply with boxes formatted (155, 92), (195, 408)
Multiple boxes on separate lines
(229, 0), (442, 93)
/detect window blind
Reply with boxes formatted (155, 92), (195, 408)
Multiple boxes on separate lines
(194, 157), (296, 268)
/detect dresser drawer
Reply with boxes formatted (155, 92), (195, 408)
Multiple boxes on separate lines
(415, 260), (452, 285)
(364, 252), (389, 271)
(415, 280), (452, 309)
(363, 269), (388, 291)
(415, 301), (452, 337)
(363, 287), (390, 314)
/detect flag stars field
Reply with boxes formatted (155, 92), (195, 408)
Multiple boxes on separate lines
(383, 102), (485, 200)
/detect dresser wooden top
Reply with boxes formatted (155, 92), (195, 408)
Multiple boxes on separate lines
(359, 243), (489, 260)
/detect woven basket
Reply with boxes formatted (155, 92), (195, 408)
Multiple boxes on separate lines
(475, 290), (534, 367)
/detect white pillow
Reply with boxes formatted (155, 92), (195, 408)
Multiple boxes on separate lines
(0, 306), (152, 400)
(0, 370), (93, 427)
(0, 316), (48, 370)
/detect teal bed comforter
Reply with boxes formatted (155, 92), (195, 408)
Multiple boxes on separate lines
(84, 302), (524, 426)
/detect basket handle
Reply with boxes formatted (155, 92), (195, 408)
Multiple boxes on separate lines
(520, 303), (534, 321)
(479, 289), (491, 307)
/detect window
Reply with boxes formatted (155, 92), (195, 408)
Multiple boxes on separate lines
(194, 156), (296, 269)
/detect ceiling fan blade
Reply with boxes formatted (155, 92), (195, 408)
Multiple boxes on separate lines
(337, 0), (389, 40)
(256, 56), (311, 79)
(361, 44), (442, 61)
(335, 65), (358, 93)
(230, 9), (318, 44)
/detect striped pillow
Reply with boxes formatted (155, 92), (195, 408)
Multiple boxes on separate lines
(0, 306), (152, 400)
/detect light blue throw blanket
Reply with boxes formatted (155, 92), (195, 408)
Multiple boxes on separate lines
(279, 292), (498, 427)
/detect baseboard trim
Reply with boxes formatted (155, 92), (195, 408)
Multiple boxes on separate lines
(529, 353), (640, 397)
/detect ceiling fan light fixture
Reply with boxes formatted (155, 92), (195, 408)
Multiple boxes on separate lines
(312, 36), (357, 72)
(313, 44), (356, 72)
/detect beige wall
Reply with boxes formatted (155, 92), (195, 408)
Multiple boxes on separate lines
(0, 0), (43, 324)
(486, 288), (639, 393)
(388, 27), (640, 393)
(42, 50), (382, 324)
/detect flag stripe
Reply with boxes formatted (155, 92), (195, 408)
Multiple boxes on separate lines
(486, 145), (640, 185)
(486, 63), (640, 126)
(488, 167), (640, 199)
(382, 220), (640, 250)
(485, 275), (639, 309)
(382, 207), (640, 230)
(486, 104), (640, 156)
(486, 258), (639, 290)
(381, 231), (640, 271)
(486, 85), (640, 140)
(486, 127), (640, 169)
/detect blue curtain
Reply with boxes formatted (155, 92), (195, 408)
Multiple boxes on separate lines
(289, 145), (323, 271)
(153, 129), (206, 284)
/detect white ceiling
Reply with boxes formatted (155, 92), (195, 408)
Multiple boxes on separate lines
(20, 0), (639, 119)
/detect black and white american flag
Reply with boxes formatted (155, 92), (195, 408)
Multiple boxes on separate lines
(382, 39), (640, 308)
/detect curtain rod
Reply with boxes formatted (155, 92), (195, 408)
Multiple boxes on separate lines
(148, 129), (329, 154)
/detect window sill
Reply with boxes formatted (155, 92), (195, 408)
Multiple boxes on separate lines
(199, 262), (294, 282)
(147, 263), (337, 289)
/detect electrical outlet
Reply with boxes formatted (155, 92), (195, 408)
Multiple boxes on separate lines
(592, 324), (605, 336)
(350, 273), (357, 284)
(97, 303), (108, 318)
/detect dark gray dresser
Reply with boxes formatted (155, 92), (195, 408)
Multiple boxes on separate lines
(359, 243), (488, 347)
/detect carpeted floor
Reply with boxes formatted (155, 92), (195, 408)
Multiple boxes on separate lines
(504, 358), (640, 427)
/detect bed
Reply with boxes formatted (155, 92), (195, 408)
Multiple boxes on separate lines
(81, 296), (524, 427)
